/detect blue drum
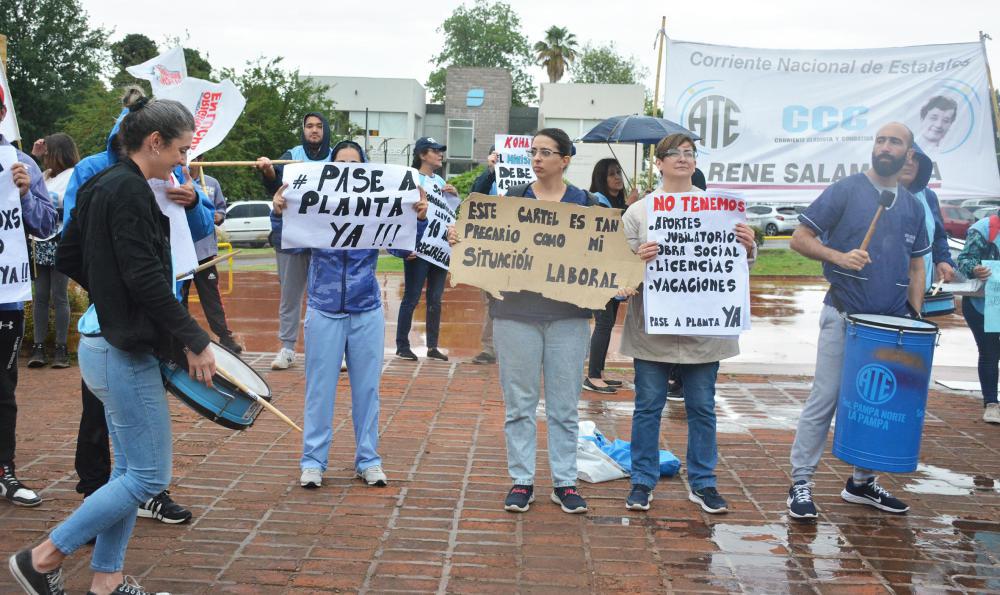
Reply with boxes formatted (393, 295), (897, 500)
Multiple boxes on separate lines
(832, 314), (939, 473)
(921, 290), (955, 317)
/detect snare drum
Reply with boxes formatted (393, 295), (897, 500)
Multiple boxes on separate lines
(160, 341), (271, 430)
(921, 290), (955, 317)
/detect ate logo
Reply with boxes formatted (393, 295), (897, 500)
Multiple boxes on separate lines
(154, 65), (183, 86)
(687, 94), (742, 151)
(856, 364), (897, 406)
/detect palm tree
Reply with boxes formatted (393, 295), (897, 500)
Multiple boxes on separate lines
(534, 26), (579, 84)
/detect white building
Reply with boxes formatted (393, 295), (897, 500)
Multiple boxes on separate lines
(538, 83), (646, 188)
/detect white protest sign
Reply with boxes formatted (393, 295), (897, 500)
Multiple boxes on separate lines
(642, 190), (750, 335)
(664, 40), (1000, 202)
(159, 77), (246, 161)
(0, 63), (20, 142)
(494, 134), (536, 196)
(414, 176), (457, 269)
(280, 162), (421, 251)
(126, 47), (188, 95)
(149, 178), (198, 281)
(0, 147), (31, 301)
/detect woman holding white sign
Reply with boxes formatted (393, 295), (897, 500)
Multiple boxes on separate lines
(620, 133), (756, 514)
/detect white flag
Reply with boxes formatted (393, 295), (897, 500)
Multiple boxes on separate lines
(159, 78), (246, 161)
(0, 63), (20, 142)
(126, 47), (187, 95)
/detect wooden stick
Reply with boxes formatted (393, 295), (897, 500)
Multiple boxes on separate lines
(859, 207), (885, 252)
(195, 160), (302, 167)
(175, 250), (242, 280)
(930, 279), (944, 296)
(215, 366), (303, 433)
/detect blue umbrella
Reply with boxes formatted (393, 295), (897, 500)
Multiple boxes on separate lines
(580, 114), (698, 145)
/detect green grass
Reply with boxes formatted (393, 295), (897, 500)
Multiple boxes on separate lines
(752, 248), (823, 276)
(220, 249), (405, 273)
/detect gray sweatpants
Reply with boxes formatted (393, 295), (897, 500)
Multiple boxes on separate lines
(790, 304), (874, 483)
(275, 250), (311, 351)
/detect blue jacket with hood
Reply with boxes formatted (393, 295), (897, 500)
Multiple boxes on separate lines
(306, 140), (381, 314)
(266, 112), (332, 253)
(907, 143), (956, 274)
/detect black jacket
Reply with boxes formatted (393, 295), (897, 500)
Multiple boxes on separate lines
(56, 159), (210, 356)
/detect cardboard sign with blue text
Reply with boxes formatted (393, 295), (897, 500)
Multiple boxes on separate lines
(642, 191), (750, 335)
(494, 134), (536, 196)
(414, 176), (457, 269)
(982, 260), (1000, 332)
(0, 147), (31, 302)
(280, 162), (421, 251)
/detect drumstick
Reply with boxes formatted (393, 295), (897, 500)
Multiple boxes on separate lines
(215, 366), (303, 433)
(194, 160), (302, 167)
(859, 191), (896, 252)
(175, 250), (243, 280)
(931, 279), (944, 296)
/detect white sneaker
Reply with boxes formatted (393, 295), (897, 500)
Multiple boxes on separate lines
(357, 464), (388, 487)
(271, 348), (295, 370)
(984, 402), (1000, 424)
(300, 468), (322, 488)
(340, 357), (347, 372)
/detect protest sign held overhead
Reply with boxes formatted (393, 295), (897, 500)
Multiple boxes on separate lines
(451, 193), (644, 310)
(0, 147), (32, 302)
(494, 134), (536, 195)
(664, 40), (1000, 202)
(280, 162), (421, 251)
(126, 47), (188, 95)
(159, 78), (246, 161)
(642, 190), (750, 335)
(414, 177), (458, 269)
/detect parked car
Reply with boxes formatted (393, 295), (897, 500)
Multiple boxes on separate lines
(222, 200), (273, 247)
(745, 205), (797, 236)
(940, 204), (977, 239)
(971, 206), (996, 222)
(960, 198), (1000, 212)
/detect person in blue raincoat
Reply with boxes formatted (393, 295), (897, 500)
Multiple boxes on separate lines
(897, 143), (956, 297)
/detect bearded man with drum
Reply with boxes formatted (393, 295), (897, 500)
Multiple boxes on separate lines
(787, 122), (930, 520)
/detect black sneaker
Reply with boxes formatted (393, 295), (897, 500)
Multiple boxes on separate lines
(470, 351), (496, 364)
(666, 379), (684, 402)
(582, 377), (616, 394)
(27, 344), (47, 368)
(689, 486), (728, 514)
(0, 464), (41, 507)
(551, 486), (588, 514)
(51, 345), (70, 369)
(86, 575), (168, 595)
(841, 477), (909, 514)
(426, 348), (449, 361)
(137, 490), (192, 524)
(604, 379), (624, 387)
(8, 549), (64, 595)
(503, 484), (534, 512)
(787, 480), (818, 520)
(219, 334), (243, 354)
(396, 348), (418, 361)
(626, 484), (653, 511)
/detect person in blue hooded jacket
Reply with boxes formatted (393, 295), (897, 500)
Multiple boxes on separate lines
(271, 140), (428, 489)
(897, 143), (956, 296)
(256, 113), (331, 371)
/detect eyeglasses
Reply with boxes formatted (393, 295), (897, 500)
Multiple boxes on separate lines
(529, 148), (563, 158)
(659, 149), (697, 160)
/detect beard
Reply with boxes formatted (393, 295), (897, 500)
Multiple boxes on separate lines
(871, 152), (906, 177)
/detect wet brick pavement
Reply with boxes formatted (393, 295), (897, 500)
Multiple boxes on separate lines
(1, 354), (998, 594)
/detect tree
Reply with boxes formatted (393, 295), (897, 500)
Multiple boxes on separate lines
(184, 47), (212, 80)
(56, 82), (120, 156)
(534, 26), (578, 84)
(571, 42), (647, 85)
(426, 0), (536, 105)
(109, 33), (158, 90)
(0, 0), (109, 144)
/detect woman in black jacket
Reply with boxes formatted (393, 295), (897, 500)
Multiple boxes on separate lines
(9, 98), (215, 595)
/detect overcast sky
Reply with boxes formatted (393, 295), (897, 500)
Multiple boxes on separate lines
(80, 0), (1000, 99)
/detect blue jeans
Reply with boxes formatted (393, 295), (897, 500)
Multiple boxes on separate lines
(632, 359), (720, 491)
(50, 336), (172, 573)
(494, 317), (590, 487)
(396, 258), (447, 350)
(301, 306), (384, 472)
(961, 298), (1000, 406)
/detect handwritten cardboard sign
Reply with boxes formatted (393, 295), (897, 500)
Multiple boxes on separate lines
(450, 193), (644, 309)
(280, 162), (421, 251)
(494, 134), (536, 196)
(642, 191), (751, 335)
(0, 147), (30, 302)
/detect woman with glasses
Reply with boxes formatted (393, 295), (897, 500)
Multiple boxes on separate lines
(620, 133), (756, 514)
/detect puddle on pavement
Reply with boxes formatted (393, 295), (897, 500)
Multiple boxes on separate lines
(904, 464), (1000, 496)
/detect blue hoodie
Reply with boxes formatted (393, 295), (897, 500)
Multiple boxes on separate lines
(907, 143), (956, 291)
(306, 140), (381, 315)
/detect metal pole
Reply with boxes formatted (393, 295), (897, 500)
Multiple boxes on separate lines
(980, 31), (1000, 143)
(647, 16), (667, 188)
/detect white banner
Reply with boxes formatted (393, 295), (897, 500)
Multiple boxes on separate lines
(0, 63), (19, 142)
(280, 162), (421, 250)
(414, 177), (458, 269)
(494, 134), (536, 195)
(664, 40), (1000, 203)
(149, 178), (198, 281)
(0, 147), (31, 302)
(126, 46), (188, 95)
(159, 78), (246, 161)
(643, 190), (750, 335)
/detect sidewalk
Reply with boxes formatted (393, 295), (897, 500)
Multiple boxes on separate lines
(2, 355), (998, 594)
